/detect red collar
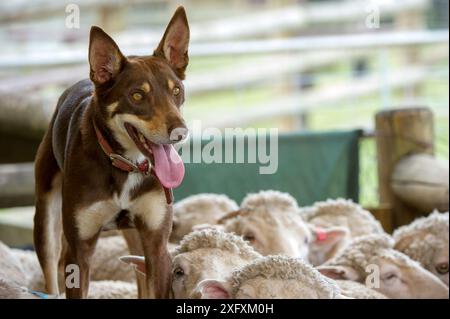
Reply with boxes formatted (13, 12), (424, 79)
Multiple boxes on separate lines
(93, 120), (173, 205)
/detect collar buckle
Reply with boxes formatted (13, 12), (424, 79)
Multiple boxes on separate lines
(109, 153), (138, 171)
(110, 153), (151, 175)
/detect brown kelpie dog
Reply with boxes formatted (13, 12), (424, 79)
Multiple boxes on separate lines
(33, 7), (189, 299)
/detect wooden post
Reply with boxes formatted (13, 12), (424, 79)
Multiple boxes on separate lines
(367, 204), (393, 234)
(375, 107), (434, 228)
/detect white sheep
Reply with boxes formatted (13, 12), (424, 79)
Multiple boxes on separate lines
(334, 280), (387, 299)
(301, 198), (385, 237)
(317, 234), (449, 299)
(84, 280), (137, 299)
(197, 255), (347, 299)
(0, 241), (30, 299)
(0, 278), (137, 299)
(7, 235), (135, 291)
(0, 241), (46, 299)
(9, 249), (46, 291)
(393, 211), (449, 286)
(300, 198), (385, 265)
(121, 228), (261, 299)
(215, 190), (348, 265)
(1, 240), (136, 299)
(0, 277), (40, 299)
(0, 241), (27, 287)
(170, 193), (238, 243)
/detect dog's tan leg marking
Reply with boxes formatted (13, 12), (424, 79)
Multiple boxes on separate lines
(64, 198), (115, 298)
(131, 188), (172, 299)
(130, 189), (166, 230)
(75, 200), (119, 240)
(34, 173), (63, 295)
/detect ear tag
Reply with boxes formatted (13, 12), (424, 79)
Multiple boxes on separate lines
(316, 229), (328, 242)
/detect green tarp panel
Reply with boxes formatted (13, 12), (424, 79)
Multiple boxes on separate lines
(173, 130), (361, 205)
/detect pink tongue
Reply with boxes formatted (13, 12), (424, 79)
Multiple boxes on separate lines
(150, 143), (185, 189)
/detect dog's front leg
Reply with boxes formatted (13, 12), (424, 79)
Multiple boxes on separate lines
(132, 191), (172, 299)
(63, 234), (100, 299)
(122, 229), (148, 298)
(135, 214), (172, 299)
(62, 198), (103, 299)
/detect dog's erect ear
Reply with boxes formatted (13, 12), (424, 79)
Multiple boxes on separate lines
(89, 26), (126, 85)
(154, 6), (190, 79)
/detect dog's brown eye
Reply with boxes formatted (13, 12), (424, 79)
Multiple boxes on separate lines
(173, 87), (180, 96)
(132, 92), (143, 101)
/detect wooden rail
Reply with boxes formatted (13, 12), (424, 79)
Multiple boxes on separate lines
(1, 30), (447, 69)
(0, 0), (160, 23)
(0, 39), (447, 139)
(0, 51), (364, 93)
(0, 0), (429, 37)
(202, 62), (446, 129)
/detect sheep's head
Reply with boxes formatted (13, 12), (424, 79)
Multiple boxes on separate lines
(302, 198), (384, 238)
(219, 191), (348, 264)
(121, 229), (261, 299)
(197, 255), (344, 299)
(170, 194), (238, 243)
(307, 225), (350, 266)
(218, 191), (312, 259)
(394, 211), (449, 286)
(317, 234), (449, 299)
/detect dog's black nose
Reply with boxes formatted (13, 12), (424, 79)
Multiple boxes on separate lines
(169, 127), (188, 142)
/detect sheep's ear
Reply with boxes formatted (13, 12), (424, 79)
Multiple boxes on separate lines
(317, 265), (360, 281)
(311, 226), (348, 246)
(197, 279), (232, 299)
(394, 231), (424, 252)
(308, 227), (349, 265)
(89, 26), (126, 85)
(217, 210), (246, 224)
(153, 6), (190, 79)
(119, 255), (147, 275)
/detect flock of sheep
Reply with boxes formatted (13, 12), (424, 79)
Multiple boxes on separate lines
(0, 190), (448, 299)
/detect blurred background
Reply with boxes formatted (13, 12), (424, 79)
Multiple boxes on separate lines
(0, 0), (448, 245)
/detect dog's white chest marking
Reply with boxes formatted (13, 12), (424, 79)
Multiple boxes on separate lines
(112, 153), (146, 209)
(76, 169), (166, 239)
(113, 172), (144, 209)
(76, 171), (144, 240)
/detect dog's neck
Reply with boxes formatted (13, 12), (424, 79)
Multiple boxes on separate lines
(81, 96), (125, 160)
